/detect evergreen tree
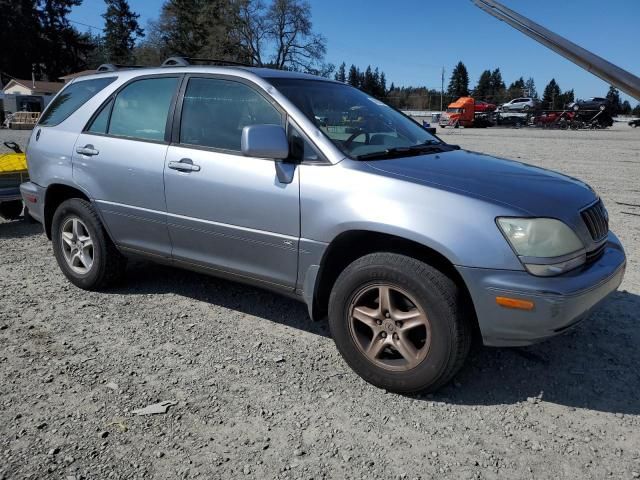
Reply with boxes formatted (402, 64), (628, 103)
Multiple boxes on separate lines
(0, 0), (41, 79)
(379, 71), (387, 96)
(620, 100), (632, 115)
(347, 64), (359, 87)
(489, 68), (506, 102)
(525, 77), (537, 98)
(507, 77), (525, 99)
(473, 70), (492, 100)
(103, 0), (144, 64)
(334, 62), (346, 82)
(447, 61), (469, 98)
(632, 104), (640, 116)
(605, 86), (622, 115)
(557, 89), (574, 109)
(37, 0), (93, 79)
(362, 65), (374, 94)
(542, 78), (561, 109)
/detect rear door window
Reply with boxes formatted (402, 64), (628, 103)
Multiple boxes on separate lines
(39, 77), (116, 126)
(108, 77), (179, 141)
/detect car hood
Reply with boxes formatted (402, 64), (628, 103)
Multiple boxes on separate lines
(363, 148), (596, 217)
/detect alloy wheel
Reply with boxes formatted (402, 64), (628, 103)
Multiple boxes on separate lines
(60, 217), (94, 275)
(348, 284), (431, 371)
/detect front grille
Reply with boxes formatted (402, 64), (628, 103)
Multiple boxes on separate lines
(581, 200), (608, 241)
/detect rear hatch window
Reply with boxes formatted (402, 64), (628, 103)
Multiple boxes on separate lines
(39, 77), (116, 126)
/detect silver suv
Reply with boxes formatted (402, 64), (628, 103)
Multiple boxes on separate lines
(21, 59), (626, 393)
(500, 97), (540, 111)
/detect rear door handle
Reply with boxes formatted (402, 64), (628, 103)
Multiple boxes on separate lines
(168, 158), (201, 172)
(76, 144), (99, 156)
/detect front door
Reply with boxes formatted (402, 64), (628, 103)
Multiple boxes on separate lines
(164, 75), (300, 288)
(73, 75), (181, 257)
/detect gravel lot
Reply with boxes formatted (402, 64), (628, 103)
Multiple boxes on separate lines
(1, 124), (639, 479)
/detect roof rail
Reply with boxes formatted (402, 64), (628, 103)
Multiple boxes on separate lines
(96, 63), (146, 73)
(161, 56), (252, 68)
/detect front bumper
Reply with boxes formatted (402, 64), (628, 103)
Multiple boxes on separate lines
(457, 233), (626, 347)
(19, 181), (45, 224)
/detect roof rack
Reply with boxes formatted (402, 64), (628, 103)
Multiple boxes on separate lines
(161, 56), (252, 68)
(96, 63), (146, 73)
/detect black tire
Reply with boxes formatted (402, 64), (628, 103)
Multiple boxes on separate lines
(0, 200), (23, 220)
(51, 198), (126, 290)
(328, 253), (472, 393)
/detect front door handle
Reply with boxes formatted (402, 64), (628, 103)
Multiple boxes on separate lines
(76, 144), (99, 156)
(168, 158), (201, 172)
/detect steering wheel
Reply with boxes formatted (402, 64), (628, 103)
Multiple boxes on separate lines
(343, 129), (370, 148)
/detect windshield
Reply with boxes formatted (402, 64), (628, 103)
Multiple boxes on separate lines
(447, 107), (463, 113)
(268, 78), (440, 159)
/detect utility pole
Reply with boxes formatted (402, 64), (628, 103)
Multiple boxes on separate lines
(440, 66), (445, 112)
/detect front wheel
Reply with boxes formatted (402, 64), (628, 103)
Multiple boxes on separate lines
(328, 253), (472, 393)
(51, 198), (127, 290)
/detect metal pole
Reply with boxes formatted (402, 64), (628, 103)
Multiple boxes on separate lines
(440, 67), (444, 111)
(471, 0), (640, 100)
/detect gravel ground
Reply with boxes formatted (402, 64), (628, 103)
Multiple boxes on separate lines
(1, 124), (639, 480)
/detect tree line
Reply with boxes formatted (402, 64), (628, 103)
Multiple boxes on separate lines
(0, 0), (332, 83)
(1, 2), (638, 115)
(446, 60), (637, 114)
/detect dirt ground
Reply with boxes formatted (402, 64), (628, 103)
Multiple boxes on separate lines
(1, 124), (639, 480)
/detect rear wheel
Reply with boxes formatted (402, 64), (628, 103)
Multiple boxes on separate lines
(52, 198), (126, 290)
(328, 253), (472, 393)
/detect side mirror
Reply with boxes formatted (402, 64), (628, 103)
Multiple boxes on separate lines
(241, 124), (289, 159)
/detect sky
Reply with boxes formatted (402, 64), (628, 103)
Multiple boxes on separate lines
(69, 0), (639, 104)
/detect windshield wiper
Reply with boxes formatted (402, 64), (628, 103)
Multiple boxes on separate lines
(355, 142), (459, 161)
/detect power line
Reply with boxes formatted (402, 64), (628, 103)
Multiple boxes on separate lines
(68, 19), (102, 31)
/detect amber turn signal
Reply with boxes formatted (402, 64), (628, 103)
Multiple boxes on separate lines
(495, 296), (535, 310)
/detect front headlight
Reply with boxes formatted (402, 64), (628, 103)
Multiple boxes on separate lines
(497, 218), (585, 276)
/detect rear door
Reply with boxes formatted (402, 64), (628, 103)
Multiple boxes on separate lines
(73, 75), (181, 257)
(164, 75), (300, 288)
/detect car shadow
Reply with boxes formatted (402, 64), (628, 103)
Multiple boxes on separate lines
(110, 261), (638, 415)
(0, 218), (43, 239)
(107, 260), (329, 338)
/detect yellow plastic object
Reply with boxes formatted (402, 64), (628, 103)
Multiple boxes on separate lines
(0, 152), (28, 175)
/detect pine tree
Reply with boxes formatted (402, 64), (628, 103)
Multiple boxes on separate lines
(606, 86), (622, 115)
(557, 88), (574, 109)
(507, 77), (525, 99)
(489, 68), (506, 102)
(621, 100), (632, 115)
(525, 77), (537, 98)
(334, 62), (346, 82)
(103, 0), (144, 64)
(473, 70), (492, 100)
(632, 104), (640, 116)
(379, 71), (387, 96)
(447, 61), (469, 98)
(542, 78), (561, 109)
(347, 64), (359, 87)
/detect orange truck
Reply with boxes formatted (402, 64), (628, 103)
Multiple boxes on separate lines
(439, 97), (493, 128)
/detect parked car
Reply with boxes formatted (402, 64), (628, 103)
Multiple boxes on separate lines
(500, 97), (540, 112)
(21, 60), (626, 393)
(628, 118), (640, 127)
(474, 100), (497, 112)
(532, 111), (576, 129)
(568, 97), (609, 111)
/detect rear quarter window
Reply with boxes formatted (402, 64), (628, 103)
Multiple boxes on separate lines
(39, 77), (116, 126)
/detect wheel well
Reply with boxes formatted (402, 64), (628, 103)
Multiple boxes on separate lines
(43, 184), (90, 239)
(313, 231), (477, 327)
